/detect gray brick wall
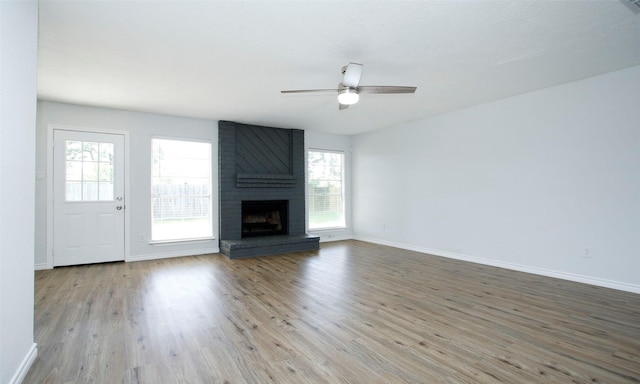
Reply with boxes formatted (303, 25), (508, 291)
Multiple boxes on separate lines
(218, 121), (318, 258)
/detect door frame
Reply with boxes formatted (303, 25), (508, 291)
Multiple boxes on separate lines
(46, 124), (130, 269)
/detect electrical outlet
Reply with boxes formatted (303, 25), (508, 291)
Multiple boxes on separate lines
(139, 234), (145, 242)
(583, 247), (592, 258)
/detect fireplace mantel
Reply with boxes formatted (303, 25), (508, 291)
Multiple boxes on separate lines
(236, 173), (296, 188)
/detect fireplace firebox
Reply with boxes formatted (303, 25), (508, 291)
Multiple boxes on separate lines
(242, 200), (288, 238)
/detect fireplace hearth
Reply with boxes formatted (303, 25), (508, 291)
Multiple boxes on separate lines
(218, 121), (319, 258)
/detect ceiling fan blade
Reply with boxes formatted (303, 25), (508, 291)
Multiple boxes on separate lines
(339, 103), (349, 111)
(281, 89), (337, 94)
(341, 62), (363, 88)
(358, 86), (417, 94)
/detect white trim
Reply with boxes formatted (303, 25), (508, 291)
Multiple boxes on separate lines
(150, 137), (214, 243)
(151, 134), (213, 144)
(46, 124), (131, 269)
(149, 237), (216, 246)
(126, 247), (220, 263)
(308, 147), (345, 155)
(34, 263), (50, 271)
(353, 236), (640, 294)
(309, 226), (348, 231)
(8, 343), (37, 384)
(318, 234), (353, 243)
(46, 127), (54, 269)
(306, 149), (347, 231)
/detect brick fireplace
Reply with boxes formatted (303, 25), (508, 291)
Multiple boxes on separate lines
(218, 121), (319, 258)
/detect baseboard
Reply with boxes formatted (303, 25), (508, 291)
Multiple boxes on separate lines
(126, 247), (220, 263)
(36, 248), (221, 268)
(318, 234), (353, 243)
(353, 236), (640, 294)
(34, 263), (50, 271)
(9, 343), (37, 384)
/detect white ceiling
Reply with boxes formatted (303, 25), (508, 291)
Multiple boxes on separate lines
(38, 1), (640, 135)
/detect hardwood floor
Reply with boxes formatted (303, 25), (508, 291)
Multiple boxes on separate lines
(25, 240), (640, 383)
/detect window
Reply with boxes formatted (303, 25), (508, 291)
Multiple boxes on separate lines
(308, 150), (345, 229)
(65, 140), (114, 201)
(151, 138), (212, 242)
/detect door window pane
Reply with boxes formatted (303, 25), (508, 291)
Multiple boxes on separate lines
(82, 162), (98, 181)
(99, 163), (113, 181)
(82, 142), (98, 160)
(99, 183), (114, 201)
(99, 143), (113, 162)
(83, 182), (98, 201)
(66, 161), (82, 180)
(64, 140), (115, 201)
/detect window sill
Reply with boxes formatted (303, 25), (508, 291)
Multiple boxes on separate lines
(309, 226), (347, 232)
(149, 237), (216, 246)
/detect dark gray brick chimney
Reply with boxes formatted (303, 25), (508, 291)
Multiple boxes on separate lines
(218, 121), (319, 258)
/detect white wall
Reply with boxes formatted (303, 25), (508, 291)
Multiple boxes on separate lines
(34, 103), (351, 265)
(35, 102), (219, 267)
(352, 65), (640, 293)
(305, 131), (353, 242)
(0, 1), (38, 383)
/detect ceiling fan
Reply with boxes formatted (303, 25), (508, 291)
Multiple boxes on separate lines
(281, 62), (417, 110)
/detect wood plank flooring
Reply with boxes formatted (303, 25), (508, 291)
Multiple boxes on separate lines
(24, 240), (640, 383)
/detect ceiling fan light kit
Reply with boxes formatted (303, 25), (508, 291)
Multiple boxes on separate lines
(338, 88), (359, 105)
(281, 62), (416, 110)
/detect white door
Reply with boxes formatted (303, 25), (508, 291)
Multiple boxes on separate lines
(53, 130), (125, 266)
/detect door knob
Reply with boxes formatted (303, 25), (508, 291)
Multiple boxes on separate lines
(116, 206), (123, 210)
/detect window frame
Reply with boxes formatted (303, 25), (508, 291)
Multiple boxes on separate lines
(150, 136), (214, 243)
(307, 148), (346, 231)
